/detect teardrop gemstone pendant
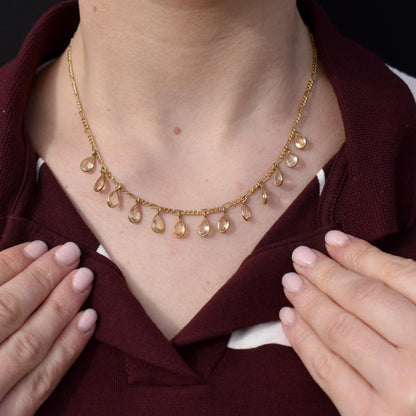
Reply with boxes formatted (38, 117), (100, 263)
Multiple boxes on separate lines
(152, 209), (165, 233)
(259, 183), (269, 204)
(173, 215), (186, 238)
(198, 215), (211, 237)
(107, 184), (122, 208)
(94, 171), (106, 192)
(294, 133), (307, 150)
(241, 202), (251, 221)
(217, 210), (230, 233)
(128, 200), (142, 223)
(285, 151), (299, 168)
(80, 154), (95, 172)
(274, 166), (283, 187)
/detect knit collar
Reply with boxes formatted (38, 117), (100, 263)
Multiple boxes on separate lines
(1, 0), (415, 382)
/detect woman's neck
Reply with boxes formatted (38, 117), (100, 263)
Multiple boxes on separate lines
(72, 0), (312, 143)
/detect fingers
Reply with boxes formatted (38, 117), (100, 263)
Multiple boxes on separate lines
(325, 231), (416, 303)
(279, 307), (374, 416)
(281, 272), (397, 390)
(0, 242), (81, 342)
(0, 267), (94, 400)
(0, 242), (48, 286)
(281, 233), (416, 414)
(0, 309), (97, 416)
(290, 242), (416, 348)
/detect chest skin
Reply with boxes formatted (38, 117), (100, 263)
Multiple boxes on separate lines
(25, 57), (345, 341)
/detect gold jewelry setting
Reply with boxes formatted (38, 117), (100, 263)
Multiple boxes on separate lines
(68, 32), (318, 238)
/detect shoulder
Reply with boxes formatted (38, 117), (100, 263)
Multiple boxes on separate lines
(0, 1), (79, 226)
(302, 0), (416, 238)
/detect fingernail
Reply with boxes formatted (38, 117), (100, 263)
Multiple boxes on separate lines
(282, 273), (304, 293)
(292, 246), (318, 267)
(77, 309), (97, 333)
(279, 307), (296, 326)
(23, 241), (48, 259)
(72, 268), (94, 293)
(325, 230), (350, 247)
(54, 242), (81, 267)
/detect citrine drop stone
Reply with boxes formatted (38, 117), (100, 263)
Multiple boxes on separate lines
(274, 167), (284, 187)
(94, 174), (106, 192)
(285, 151), (299, 168)
(107, 186), (121, 208)
(261, 185), (269, 205)
(241, 203), (251, 221)
(80, 155), (95, 172)
(151, 213), (165, 233)
(198, 217), (210, 237)
(173, 218), (186, 238)
(128, 202), (142, 223)
(217, 212), (230, 233)
(294, 134), (307, 150)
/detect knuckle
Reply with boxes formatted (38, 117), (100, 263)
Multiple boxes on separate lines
(351, 279), (384, 303)
(26, 263), (57, 293)
(59, 337), (78, 361)
(312, 351), (334, 384)
(12, 330), (43, 364)
(49, 297), (74, 322)
(346, 240), (378, 271)
(0, 290), (21, 326)
(327, 313), (354, 345)
(384, 257), (416, 281)
(298, 292), (318, 317)
(290, 325), (310, 347)
(0, 251), (22, 276)
(27, 369), (56, 403)
(313, 261), (340, 292)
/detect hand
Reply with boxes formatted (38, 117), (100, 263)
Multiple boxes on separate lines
(279, 231), (416, 416)
(0, 241), (97, 416)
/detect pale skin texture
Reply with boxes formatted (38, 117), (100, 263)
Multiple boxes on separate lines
(12, 0), (414, 414)
(280, 231), (416, 415)
(0, 242), (97, 415)
(27, 0), (345, 342)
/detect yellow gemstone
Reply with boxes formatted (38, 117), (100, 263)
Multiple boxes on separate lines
(294, 134), (307, 150)
(151, 213), (165, 233)
(94, 173), (106, 192)
(261, 185), (269, 204)
(107, 186), (121, 208)
(80, 155), (95, 172)
(285, 151), (299, 168)
(274, 167), (283, 187)
(128, 202), (142, 223)
(173, 218), (186, 238)
(241, 203), (251, 221)
(217, 212), (230, 233)
(198, 217), (210, 237)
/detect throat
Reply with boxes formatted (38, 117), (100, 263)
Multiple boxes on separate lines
(73, 0), (311, 142)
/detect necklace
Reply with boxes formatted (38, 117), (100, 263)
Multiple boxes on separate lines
(68, 32), (318, 238)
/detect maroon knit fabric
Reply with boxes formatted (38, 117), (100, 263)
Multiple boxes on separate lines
(0, 1), (415, 415)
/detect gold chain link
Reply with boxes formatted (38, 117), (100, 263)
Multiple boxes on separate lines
(68, 31), (318, 233)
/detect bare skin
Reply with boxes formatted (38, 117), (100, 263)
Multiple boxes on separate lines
(26, 0), (345, 341)
(0, 242), (97, 415)
(281, 232), (416, 416)
(9, 0), (416, 414)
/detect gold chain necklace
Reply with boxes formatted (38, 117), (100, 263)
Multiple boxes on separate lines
(68, 32), (318, 238)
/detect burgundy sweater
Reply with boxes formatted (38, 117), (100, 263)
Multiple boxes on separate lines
(0, 1), (415, 415)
